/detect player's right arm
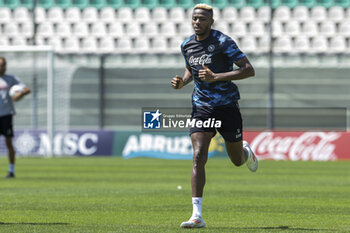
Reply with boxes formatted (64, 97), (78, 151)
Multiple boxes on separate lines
(12, 86), (31, 102)
(171, 66), (193, 89)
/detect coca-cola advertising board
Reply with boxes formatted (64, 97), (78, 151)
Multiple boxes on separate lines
(113, 130), (350, 161)
(244, 131), (350, 161)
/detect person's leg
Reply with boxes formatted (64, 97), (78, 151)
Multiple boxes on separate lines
(5, 136), (15, 177)
(180, 131), (213, 228)
(191, 131), (213, 198)
(225, 140), (248, 166)
(217, 105), (258, 171)
(225, 140), (258, 172)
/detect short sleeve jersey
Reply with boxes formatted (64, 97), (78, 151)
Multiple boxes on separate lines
(181, 29), (246, 107)
(0, 74), (22, 117)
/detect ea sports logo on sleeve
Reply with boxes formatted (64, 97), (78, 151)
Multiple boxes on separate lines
(143, 109), (162, 129)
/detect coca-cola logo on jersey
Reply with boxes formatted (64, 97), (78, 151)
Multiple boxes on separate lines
(188, 54), (212, 66)
(250, 132), (341, 161)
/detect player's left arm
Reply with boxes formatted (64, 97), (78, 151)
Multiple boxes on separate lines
(12, 86), (31, 102)
(198, 57), (255, 82)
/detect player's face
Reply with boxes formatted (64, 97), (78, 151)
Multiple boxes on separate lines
(0, 59), (6, 76)
(192, 9), (214, 37)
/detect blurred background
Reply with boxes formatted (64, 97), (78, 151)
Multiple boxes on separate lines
(0, 0), (349, 157)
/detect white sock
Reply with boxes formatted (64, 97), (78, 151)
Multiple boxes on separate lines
(9, 164), (15, 173)
(191, 197), (203, 218)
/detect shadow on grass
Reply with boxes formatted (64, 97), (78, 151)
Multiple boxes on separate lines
(0, 222), (69, 226)
(212, 226), (328, 231)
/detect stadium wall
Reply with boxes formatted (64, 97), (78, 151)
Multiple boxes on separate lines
(2, 130), (350, 160)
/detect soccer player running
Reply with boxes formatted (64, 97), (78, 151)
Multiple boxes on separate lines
(171, 4), (258, 228)
(0, 57), (31, 178)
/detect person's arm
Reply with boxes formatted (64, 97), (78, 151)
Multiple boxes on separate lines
(12, 86), (31, 102)
(171, 66), (193, 89)
(198, 57), (255, 82)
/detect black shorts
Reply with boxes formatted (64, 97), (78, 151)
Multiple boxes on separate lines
(0, 115), (14, 137)
(189, 103), (242, 142)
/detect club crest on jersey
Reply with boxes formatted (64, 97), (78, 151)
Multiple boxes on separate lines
(208, 44), (215, 52)
(188, 54), (213, 66)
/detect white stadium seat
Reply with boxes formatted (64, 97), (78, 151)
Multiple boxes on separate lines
(213, 8), (220, 21)
(346, 8), (350, 18)
(21, 22), (34, 38)
(273, 36), (292, 53)
(240, 36), (257, 53)
(81, 37), (98, 53)
(117, 8), (133, 23)
(0, 8), (11, 23)
(231, 23), (247, 37)
(339, 21), (350, 36)
(35, 37), (45, 46)
(310, 6), (327, 22)
(108, 22), (124, 38)
(169, 7), (186, 23)
(293, 36), (310, 53)
(310, 37), (328, 53)
(47, 7), (64, 23)
(302, 21), (318, 37)
(328, 6), (344, 22)
(0, 37), (9, 46)
(91, 22), (107, 37)
(178, 23), (192, 36)
(56, 22), (72, 37)
(169, 36), (184, 53)
(222, 7), (238, 22)
(100, 7), (116, 23)
(125, 22), (141, 37)
(143, 22), (159, 37)
(272, 21), (283, 37)
(34, 7), (46, 23)
(116, 38), (132, 53)
(257, 35), (270, 53)
(274, 6), (291, 22)
(152, 7), (168, 23)
(284, 20), (300, 36)
(4, 22), (20, 36)
(134, 37), (150, 53)
(319, 21), (336, 36)
(48, 37), (63, 51)
(82, 7), (98, 23)
(249, 21), (265, 37)
(65, 7), (81, 23)
(159, 21), (176, 36)
(11, 37), (27, 46)
(63, 37), (80, 53)
(214, 22), (229, 34)
(329, 36), (346, 53)
(292, 6), (309, 21)
(186, 7), (194, 20)
(13, 7), (30, 23)
(256, 6), (270, 23)
(134, 7), (151, 22)
(37, 22), (54, 37)
(99, 37), (115, 53)
(98, 36), (115, 53)
(239, 7), (255, 22)
(151, 37), (168, 53)
(72, 22), (89, 37)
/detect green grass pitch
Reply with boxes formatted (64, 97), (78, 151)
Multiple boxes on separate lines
(0, 157), (350, 233)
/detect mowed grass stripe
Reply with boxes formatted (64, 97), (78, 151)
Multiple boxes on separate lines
(0, 157), (349, 233)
